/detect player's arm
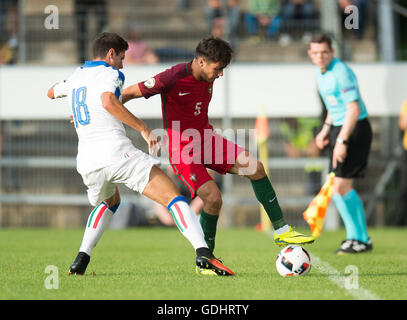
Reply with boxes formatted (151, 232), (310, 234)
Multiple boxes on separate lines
(101, 92), (159, 154)
(122, 68), (178, 104)
(47, 85), (56, 99)
(121, 83), (144, 104)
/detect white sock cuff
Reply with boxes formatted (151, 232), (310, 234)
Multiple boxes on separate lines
(87, 202), (112, 229)
(274, 224), (290, 235)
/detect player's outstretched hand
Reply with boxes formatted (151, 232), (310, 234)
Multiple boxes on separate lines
(141, 127), (161, 156)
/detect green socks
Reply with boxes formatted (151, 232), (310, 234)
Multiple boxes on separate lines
(251, 175), (286, 229)
(199, 175), (286, 252)
(200, 210), (218, 252)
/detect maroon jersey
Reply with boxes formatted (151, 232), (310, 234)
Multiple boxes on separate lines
(138, 62), (245, 196)
(138, 62), (214, 147)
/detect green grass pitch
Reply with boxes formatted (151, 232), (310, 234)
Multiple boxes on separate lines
(0, 227), (406, 300)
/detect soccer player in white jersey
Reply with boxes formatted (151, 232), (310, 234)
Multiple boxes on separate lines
(47, 32), (234, 276)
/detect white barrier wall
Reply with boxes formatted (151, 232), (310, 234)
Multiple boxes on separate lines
(0, 63), (406, 119)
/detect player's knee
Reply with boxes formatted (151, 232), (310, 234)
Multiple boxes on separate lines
(104, 189), (121, 211)
(203, 189), (223, 212)
(246, 160), (266, 180)
(255, 161), (266, 176)
(235, 153), (263, 177)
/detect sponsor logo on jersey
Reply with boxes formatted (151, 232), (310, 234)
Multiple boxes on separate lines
(343, 86), (356, 93)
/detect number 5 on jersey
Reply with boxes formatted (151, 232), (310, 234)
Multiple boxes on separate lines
(72, 86), (90, 127)
(194, 102), (202, 116)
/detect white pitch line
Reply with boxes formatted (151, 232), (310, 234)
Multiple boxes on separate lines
(265, 231), (381, 300)
(310, 253), (382, 300)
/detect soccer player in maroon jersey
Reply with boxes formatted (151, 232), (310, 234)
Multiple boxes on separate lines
(122, 37), (314, 272)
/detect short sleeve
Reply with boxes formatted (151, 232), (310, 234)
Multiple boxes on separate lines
(337, 66), (360, 104)
(138, 64), (185, 99)
(99, 69), (125, 100)
(53, 80), (69, 98)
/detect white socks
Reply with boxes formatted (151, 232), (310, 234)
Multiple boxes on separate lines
(274, 224), (290, 235)
(79, 202), (114, 256)
(78, 196), (208, 257)
(167, 196), (208, 250)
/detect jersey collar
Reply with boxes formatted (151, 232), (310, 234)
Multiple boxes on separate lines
(186, 61), (192, 76)
(82, 60), (110, 68)
(326, 57), (338, 71)
(318, 57), (338, 75)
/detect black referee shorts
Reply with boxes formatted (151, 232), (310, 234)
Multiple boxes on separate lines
(329, 118), (372, 178)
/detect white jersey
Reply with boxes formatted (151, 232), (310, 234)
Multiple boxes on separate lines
(54, 61), (138, 175)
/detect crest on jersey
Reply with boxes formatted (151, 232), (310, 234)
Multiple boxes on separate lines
(144, 77), (155, 88)
(190, 173), (197, 183)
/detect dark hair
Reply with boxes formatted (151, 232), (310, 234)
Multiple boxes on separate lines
(310, 34), (333, 49)
(195, 36), (233, 67)
(92, 32), (129, 58)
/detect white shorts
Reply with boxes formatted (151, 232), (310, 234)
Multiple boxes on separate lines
(81, 149), (160, 206)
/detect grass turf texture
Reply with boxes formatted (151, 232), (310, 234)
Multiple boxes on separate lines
(0, 227), (406, 300)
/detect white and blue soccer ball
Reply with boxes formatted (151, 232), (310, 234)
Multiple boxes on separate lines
(276, 245), (311, 277)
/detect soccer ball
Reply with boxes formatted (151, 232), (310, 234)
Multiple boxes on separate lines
(275, 245), (311, 277)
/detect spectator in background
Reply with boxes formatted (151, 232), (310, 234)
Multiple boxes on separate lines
(225, 0), (240, 49)
(279, 0), (316, 45)
(244, 0), (281, 41)
(205, 0), (240, 49)
(206, 0), (224, 38)
(123, 26), (159, 65)
(338, 0), (367, 39)
(0, 0), (18, 64)
(0, 36), (13, 65)
(176, 0), (190, 10)
(74, 0), (108, 63)
(396, 100), (407, 226)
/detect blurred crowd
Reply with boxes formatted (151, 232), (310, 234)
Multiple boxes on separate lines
(204, 0), (368, 47)
(0, 0), (18, 65)
(0, 0), (371, 66)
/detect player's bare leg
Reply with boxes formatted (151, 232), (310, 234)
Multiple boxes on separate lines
(142, 165), (181, 206)
(143, 165), (234, 276)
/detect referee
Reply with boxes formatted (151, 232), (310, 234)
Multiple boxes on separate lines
(308, 34), (372, 254)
